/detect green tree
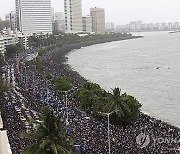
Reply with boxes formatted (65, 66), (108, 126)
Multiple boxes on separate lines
(96, 88), (129, 118)
(74, 83), (142, 126)
(53, 77), (72, 92)
(5, 43), (24, 58)
(118, 93), (142, 125)
(73, 82), (103, 112)
(21, 107), (77, 154)
(100, 88), (141, 125)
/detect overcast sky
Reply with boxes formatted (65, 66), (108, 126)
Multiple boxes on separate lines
(0, 0), (180, 25)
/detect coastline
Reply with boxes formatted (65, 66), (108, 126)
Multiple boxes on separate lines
(51, 36), (142, 83)
(2, 35), (179, 153)
(48, 36), (180, 131)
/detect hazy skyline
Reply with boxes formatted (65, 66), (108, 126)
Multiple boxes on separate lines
(0, 0), (180, 25)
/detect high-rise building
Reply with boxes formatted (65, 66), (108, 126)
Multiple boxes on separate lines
(54, 12), (65, 32)
(148, 23), (154, 30)
(142, 23), (148, 30)
(174, 22), (179, 29)
(136, 20), (143, 30)
(161, 23), (167, 30)
(16, 0), (52, 35)
(5, 11), (17, 31)
(64, 0), (82, 33)
(82, 16), (92, 33)
(167, 22), (173, 29)
(90, 7), (105, 34)
(129, 21), (136, 30)
(106, 22), (114, 30)
(154, 23), (160, 30)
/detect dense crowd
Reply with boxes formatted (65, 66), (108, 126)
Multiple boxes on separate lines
(0, 46), (179, 154)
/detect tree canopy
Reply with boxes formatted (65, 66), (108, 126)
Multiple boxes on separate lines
(73, 82), (142, 126)
(21, 107), (77, 154)
(53, 77), (72, 92)
(5, 43), (24, 58)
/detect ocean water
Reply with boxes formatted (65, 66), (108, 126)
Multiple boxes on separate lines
(68, 31), (180, 128)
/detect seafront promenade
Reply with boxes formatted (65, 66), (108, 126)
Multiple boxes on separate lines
(0, 38), (180, 153)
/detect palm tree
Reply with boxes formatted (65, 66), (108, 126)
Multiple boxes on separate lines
(96, 88), (131, 125)
(99, 88), (141, 125)
(97, 88), (126, 115)
(21, 107), (77, 154)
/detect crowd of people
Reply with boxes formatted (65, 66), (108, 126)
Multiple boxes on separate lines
(0, 46), (179, 154)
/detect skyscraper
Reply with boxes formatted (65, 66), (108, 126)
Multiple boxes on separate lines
(16, 0), (52, 35)
(90, 7), (105, 34)
(54, 12), (65, 32)
(64, 0), (82, 33)
(5, 11), (17, 31)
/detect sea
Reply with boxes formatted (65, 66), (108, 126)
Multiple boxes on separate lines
(68, 31), (180, 128)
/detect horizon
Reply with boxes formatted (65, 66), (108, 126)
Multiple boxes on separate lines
(0, 0), (180, 25)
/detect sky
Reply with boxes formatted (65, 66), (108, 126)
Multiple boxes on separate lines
(0, 0), (180, 25)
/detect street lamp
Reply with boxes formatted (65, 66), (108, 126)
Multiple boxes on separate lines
(98, 110), (119, 154)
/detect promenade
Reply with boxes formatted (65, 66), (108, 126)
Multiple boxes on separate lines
(0, 44), (179, 154)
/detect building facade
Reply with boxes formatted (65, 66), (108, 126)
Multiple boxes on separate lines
(5, 11), (17, 31)
(174, 22), (179, 29)
(0, 36), (5, 54)
(90, 7), (105, 34)
(16, 0), (52, 35)
(0, 31), (29, 52)
(82, 16), (92, 33)
(106, 22), (114, 30)
(3, 35), (18, 46)
(54, 12), (65, 32)
(64, 0), (83, 33)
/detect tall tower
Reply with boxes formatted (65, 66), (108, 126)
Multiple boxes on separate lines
(90, 7), (105, 34)
(64, 0), (82, 33)
(5, 11), (17, 31)
(16, 0), (52, 35)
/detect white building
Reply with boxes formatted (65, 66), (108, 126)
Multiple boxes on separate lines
(82, 16), (92, 33)
(167, 22), (173, 29)
(3, 35), (18, 46)
(161, 23), (167, 30)
(16, 0), (52, 35)
(136, 20), (143, 30)
(174, 22), (179, 29)
(106, 22), (114, 30)
(90, 7), (105, 34)
(142, 23), (148, 30)
(54, 12), (65, 32)
(148, 23), (154, 30)
(154, 23), (160, 30)
(0, 31), (29, 50)
(0, 36), (5, 54)
(64, 0), (83, 33)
